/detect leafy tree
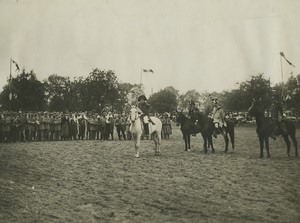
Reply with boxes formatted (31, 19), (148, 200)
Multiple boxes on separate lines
(148, 87), (178, 113)
(83, 69), (120, 112)
(125, 84), (144, 106)
(223, 89), (248, 112)
(118, 83), (143, 112)
(239, 74), (272, 110)
(283, 74), (300, 115)
(44, 74), (72, 111)
(0, 69), (46, 111)
(178, 90), (201, 109)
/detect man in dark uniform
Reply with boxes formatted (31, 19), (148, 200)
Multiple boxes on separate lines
(270, 93), (285, 139)
(188, 100), (199, 136)
(137, 95), (155, 136)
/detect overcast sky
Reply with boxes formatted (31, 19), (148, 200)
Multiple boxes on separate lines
(0, 0), (299, 96)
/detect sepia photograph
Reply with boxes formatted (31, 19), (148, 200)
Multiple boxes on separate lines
(0, 0), (299, 222)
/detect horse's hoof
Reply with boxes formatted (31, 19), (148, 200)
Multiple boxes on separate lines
(212, 150), (215, 154)
(135, 154), (140, 158)
(295, 153), (299, 157)
(259, 155), (263, 158)
(267, 155), (271, 159)
(187, 149), (191, 152)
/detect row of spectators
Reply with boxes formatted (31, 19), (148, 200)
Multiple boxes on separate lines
(0, 110), (172, 143)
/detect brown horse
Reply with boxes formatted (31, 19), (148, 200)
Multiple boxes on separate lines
(248, 99), (298, 158)
(176, 110), (215, 153)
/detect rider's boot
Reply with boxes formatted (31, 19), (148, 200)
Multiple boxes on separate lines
(144, 123), (149, 137)
(213, 128), (220, 138)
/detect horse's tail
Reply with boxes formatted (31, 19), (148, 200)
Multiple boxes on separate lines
(228, 121), (235, 148)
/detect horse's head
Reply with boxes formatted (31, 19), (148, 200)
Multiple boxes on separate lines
(130, 106), (139, 123)
(175, 109), (186, 126)
(248, 98), (264, 118)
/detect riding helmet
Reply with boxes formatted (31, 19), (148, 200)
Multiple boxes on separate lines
(138, 95), (147, 102)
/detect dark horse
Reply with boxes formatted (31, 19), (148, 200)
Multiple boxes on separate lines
(213, 119), (235, 152)
(176, 110), (215, 153)
(248, 99), (298, 158)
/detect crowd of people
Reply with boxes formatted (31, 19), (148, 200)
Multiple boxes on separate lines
(0, 109), (172, 143)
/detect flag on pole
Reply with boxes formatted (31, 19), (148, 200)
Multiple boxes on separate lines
(11, 59), (20, 71)
(280, 52), (295, 68)
(143, 69), (154, 73)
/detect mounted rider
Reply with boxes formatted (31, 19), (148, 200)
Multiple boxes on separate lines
(270, 92), (286, 139)
(137, 95), (155, 136)
(211, 96), (226, 138)
(188, 99), (199, 136)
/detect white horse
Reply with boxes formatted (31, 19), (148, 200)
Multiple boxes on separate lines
(130, 106), (162, 158)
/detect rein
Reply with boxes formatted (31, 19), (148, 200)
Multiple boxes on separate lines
(130, 109), (140, 123)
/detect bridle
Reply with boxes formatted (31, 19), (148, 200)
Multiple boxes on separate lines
(130, 107), (140, 123)
(248, 101), (264, 117)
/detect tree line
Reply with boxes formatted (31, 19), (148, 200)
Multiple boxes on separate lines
(1, 69), (300, 116)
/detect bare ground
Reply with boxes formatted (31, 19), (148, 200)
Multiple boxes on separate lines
(0, 125), (300, 223)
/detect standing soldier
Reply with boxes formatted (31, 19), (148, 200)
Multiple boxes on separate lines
(19, 112), (27, 142)
(43, 112), (50, 141)
(2, 113), (11, 142)
(88, 114), (97, 140)
(49, 113), (55, 141)
(115, 113), (126, 140)
(53, 113), (62, 141)
(37, 113), (45, 141)
(78, 113), (87, 140)
(69, 114), (78, 140)
(61, 112), (70, 140)
(162, 112), (172, 139)
(125, 113), (132, 140)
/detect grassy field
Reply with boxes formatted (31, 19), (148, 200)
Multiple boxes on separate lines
(0, 124), (299, 223)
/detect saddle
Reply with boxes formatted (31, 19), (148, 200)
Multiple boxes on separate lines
(140, 116), (155, 136)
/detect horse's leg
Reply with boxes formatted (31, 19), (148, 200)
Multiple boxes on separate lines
(204, 137), (207, 153)
(187, 134), (191, 151)
(265, 137), (270, 158)
(183, 133), (188, 151)
(259, 137), (264, 158)
(223, 132), (229, 153)
(283, 134), (291, 157)
(152, 132), (158, 155)
(229, 126), (235, 150)
(209, 135), (215, 154)
(201, 133), (207, 153)
(290, 134), (298, 157)
(157, 131), (162, 155)
(135, 134), (141, 158)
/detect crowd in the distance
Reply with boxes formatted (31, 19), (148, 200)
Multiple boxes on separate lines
(0, 109), (172, 143)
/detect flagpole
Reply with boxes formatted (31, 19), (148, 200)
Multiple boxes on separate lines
(140, 68), (143, 85)
(280, 53), (284, 100)
(9, 58), (12, 111)
(9, 58), (12, 81)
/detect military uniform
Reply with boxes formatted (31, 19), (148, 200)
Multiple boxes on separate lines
(270, 95), (285, 139)
(211, 98), (226, 138)
(137, 95), (155, 136)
